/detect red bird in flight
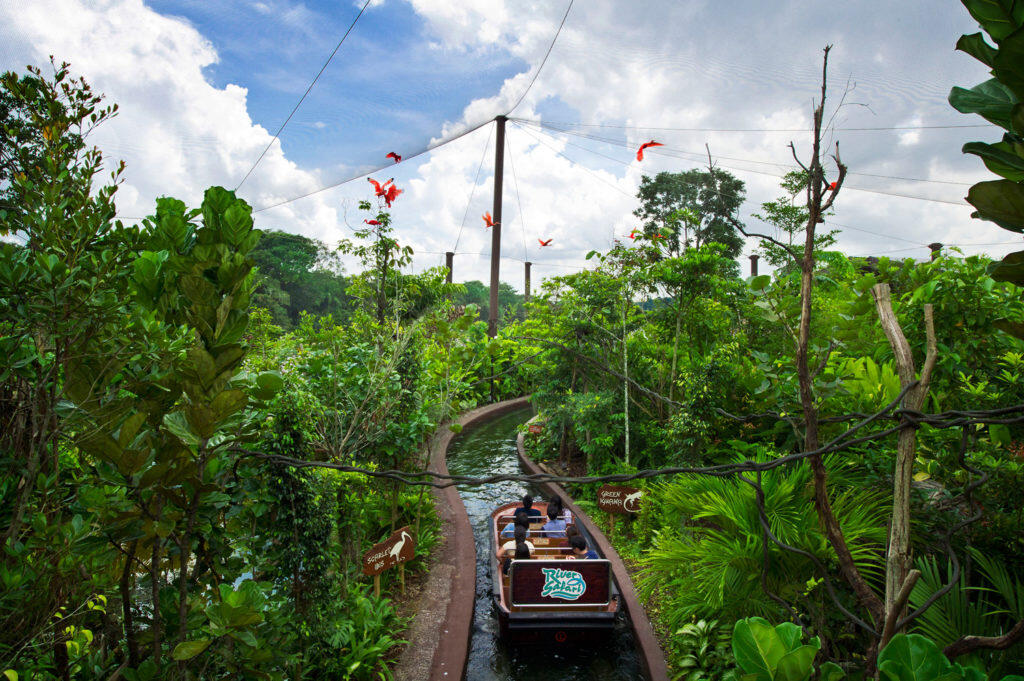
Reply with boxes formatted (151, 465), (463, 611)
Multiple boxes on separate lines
(636, 140), (663, 161)
(628, 229), (639, 240)
(482, 212), (498, 228)
(384, 183), (403, 207)
(364, 219), (381, 226)
(368, 177), (393, 197)
(386, 152), (402, 163)
(538, 238), (553, 247)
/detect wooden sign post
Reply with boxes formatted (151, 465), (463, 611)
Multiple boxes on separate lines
(362, 526), (416, 598)
(597, 485), (644, 539)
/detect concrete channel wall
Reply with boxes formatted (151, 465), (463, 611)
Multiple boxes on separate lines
(395, 397), (531, 681)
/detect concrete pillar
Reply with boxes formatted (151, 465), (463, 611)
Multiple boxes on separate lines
(524, 261), (532, 303)
(749, 254), (759, 277)
(445, 251), (454, 284)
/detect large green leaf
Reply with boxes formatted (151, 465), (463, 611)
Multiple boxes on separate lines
(171, 638), (211, 661)
(957, 32), (998, 66)
(733, 618), (786, 680)
(966, 179), (1024, 229)
(993, 26), (1024, 100)
(949, 80), (1017, 129)
(818, 662), (846, 681)
(963, 141), (1024, 181)
(961, 0), (1024, 42)
(877, 634), (955, 681)
(774, 644), (819, 681)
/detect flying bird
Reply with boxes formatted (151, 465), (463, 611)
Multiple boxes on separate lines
(628, 229), (639, 240)
(384, 183), (403, 207)
(636, 140), (663, 161)
(386, 152), (402, 163)
(368, 177), (393, 197)
(538, 238), (553, 247)
(364, 219), (381, 226)
(482, 212), (498, 228)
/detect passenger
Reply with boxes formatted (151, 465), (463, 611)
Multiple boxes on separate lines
(500, 510), (532, 539)
(501, 536), (532, 573)
(565, 524), (581, 542)
(548, 494), (573, 526)
(542, 505), (567, 538)
(502, 527), (534, 574)
(515, 494), (543, 518)
(501, 525), (535, 556)
(568, 534), (599, 560)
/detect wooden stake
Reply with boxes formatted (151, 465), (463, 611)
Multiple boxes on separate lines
(399, 563), (405, 595)
(373, 574), (381, 599)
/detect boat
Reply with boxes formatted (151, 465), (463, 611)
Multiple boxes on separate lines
(489, 500), (621, 643)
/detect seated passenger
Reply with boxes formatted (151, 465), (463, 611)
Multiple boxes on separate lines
(548, 494), (573, 526)
(502, 528), (534, 574)
(500, 510), (531, 539)
(541, 505), (567, 538)
(565, 524), (581, 541)
(514, 493), (543, 518)
(568, 534), (599, 560)
(501, 525), (535, 555)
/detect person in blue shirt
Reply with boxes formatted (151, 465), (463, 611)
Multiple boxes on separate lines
(500, 510), (531, 539)
(569, 534), (599, 560)
(541, 505), (567, 538)
(515, 494), (543, 518)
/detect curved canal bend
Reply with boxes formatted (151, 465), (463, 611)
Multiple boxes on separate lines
(446, 407), (642, 681)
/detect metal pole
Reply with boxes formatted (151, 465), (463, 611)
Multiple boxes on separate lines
(749, 254), (759, 277)
(488, 116), (506, 338)
(445, 251), (454, 284)
(524, 261), (532, 303)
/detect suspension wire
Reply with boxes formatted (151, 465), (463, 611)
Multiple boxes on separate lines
(507, 0), (574, 114)
(518, 122), (944, 250)
(511, 120), (635, 199)
(510, 117), (991, 133)
(234, 0), (372, 192)
(524, 120), (970, 206)
(531, 121), (973, 187)
(506, 129), (530, 261)
(251, 118), (492, 214)
(454, 123), (494, 252)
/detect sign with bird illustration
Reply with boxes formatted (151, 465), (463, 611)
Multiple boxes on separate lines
(362, 525), (416, 576)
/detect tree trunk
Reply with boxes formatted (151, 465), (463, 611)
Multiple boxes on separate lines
(872, 284), (936, 646)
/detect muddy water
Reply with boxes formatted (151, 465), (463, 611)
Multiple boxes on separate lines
(446, 408), (643, 681)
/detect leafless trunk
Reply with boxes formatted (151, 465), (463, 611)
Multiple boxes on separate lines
(787, 46), (885, 630)
(872, 284), (936, 647)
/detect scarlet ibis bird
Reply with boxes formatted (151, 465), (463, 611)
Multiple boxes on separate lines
(482, 212), (498, 228)
(368, 177), (393, 197)
(386, 152), (402, 163)
(829, 181), (837, 190)
(364, 219), (381, 226)
(653, 233), (665, 239)
(636, 140), (663, 161)
(628, 229), (639, 240)
(538, 238), (553, 247)
(384, 183), (403, 207)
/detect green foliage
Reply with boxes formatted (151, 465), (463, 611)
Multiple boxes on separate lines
(638, 448), (887, 637)
(951, 0), (1024, 336)
(877, 634), (1024, 681)
(672, 618), (735, 681)
(731, 617), (821, 681)
(633, 169), (746, 257)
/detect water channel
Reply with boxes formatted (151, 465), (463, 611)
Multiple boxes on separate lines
(446, 407), (643, 681)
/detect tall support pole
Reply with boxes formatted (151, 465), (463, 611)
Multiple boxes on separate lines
(445, 251), (454, 284)
(488, 116), (506, 338)
(524, 261), (532, 303)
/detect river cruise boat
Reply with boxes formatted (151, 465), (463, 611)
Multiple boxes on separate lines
(489, 500), (621, 643)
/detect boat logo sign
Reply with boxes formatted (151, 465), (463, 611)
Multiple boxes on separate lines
(540, 567), (586, 600)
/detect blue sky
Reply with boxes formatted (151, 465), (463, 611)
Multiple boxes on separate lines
(0, 0), (1016, 286)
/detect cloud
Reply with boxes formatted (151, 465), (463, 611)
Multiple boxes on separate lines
(1, 0), (1015, 292)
